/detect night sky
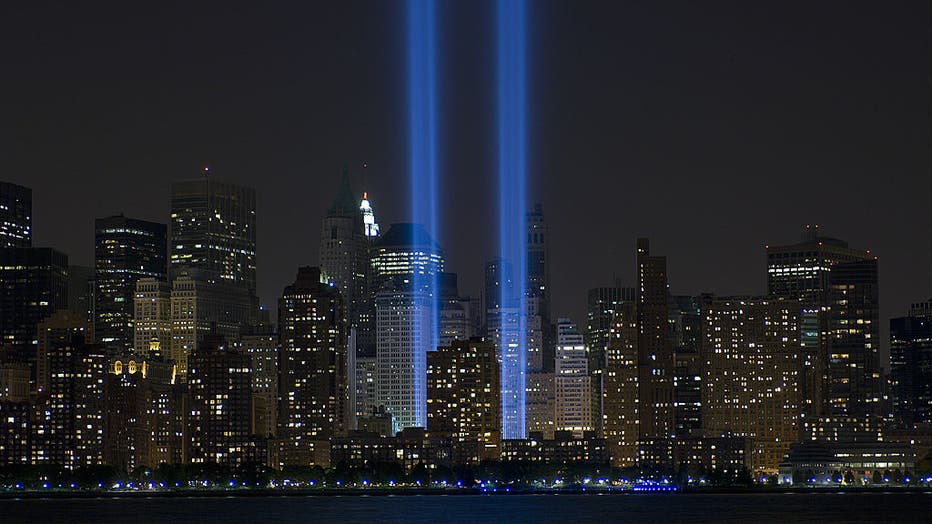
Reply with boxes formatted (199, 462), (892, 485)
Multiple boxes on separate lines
(2, 1), (929, 358)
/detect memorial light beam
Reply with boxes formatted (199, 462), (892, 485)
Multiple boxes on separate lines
(497, 0), (528, 440)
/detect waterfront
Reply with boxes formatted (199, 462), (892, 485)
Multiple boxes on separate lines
(1, 492), (928, 523)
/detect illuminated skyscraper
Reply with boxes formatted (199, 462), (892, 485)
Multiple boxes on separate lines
(0, 181), (31, 248)
(319, 168), (370, 349)
(236, 334), (279, 438)
(585, 283), (636, 436)
(34, 311), (106, 469)
(427, 339), (501, 463)
(890, 299), (932, 427)
(0, 247), (69, 357)
(554, 318), (592, 436)
(766, 226), (878, 424)
(278, 266), (349, 463)
(133, 278), (171, 356)
(187, 333), (259, 465)
(370, 223), (444, 297)
(438, 272), (475, 347)
(701, 296), (801, 475)
(670, 295), (703, 437)
(169, 172), (257, 293)
(376, 277), (432, 432)
(636, 238), (675, 440)
(94, 215), (167, 352)
(603, 301), (639, 467)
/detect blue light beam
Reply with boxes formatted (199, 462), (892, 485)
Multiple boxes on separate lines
(408, 0), (439, 428)
(497, 0), (528, 440)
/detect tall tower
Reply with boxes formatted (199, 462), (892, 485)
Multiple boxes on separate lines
(766, 225), (878, 426)
(169, 171), (257, 293)
(585, 283), (636, 436)
(526, 204), (550, 319)
(636, 238), (675, 440)
(318, 168), (369, 338)
(554, 318), (592, 436)
(0, 181), (32, 248)
(278, 267), (348, 463)
(0, 247), (69, 358)
(94, 215), (167, 352)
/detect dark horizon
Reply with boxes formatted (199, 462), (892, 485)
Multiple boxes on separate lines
(2, 0), (929, 338)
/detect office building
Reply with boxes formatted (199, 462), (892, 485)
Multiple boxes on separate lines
(554, 318), (592, 436)
(890, 300), (932, 427)
(169, 173), (257, 293)
(133, 278), (172, 356)
(585, 283), (636, 436)
(0, 181), (31, 248)
(94, 215), (167, 351)
(0, 248), (68, 356)
(766, 225), (877, 423)
(636, 238), (675, 439)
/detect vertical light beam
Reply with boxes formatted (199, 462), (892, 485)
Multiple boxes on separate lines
(408, 0), (439, 428)
(497, 0), (527, 440)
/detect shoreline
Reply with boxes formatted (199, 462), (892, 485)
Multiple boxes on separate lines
(0, 486), (930, 500)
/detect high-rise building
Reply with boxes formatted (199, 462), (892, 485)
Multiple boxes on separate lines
(133, 278), (172, 356)
(0, 181), (32, 248)
(825, 260), (881, 420)
(169, 173), (257, 293)
(0, 248), (69, 357)
(355, 356), (379, 419)
(670, 295), (703, 437)
(278, 267), (348, 464)
(526, 203), (550, 320)
(585, 283), (636, 436)
(236, 334), (279, 438)
(187, 333), (259, 465)
(554, 318), (592, 436)
(890, 300), (932, 428)
(766, 225), (877, 424)
(636, 238), (675, 440)
(376, 277), (432, 433)
(319, 168), (370, 350)
(169, 271), (257, 381)
(603, 301), (639, 467)
(370, 223), (444, 298)
(94, 215), (167, 352)
(34, 311), (106, 469)
(67, 265), (94, 327)
(426, 339), (501, 463)
(701, 296), (801, 475)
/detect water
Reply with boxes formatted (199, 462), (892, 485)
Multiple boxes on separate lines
(0, 492), (928, 523)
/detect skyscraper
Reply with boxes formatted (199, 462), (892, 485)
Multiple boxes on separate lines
(278, 267), (349, 464)
(370, 223), (444, 298)
(603, 301), (639, 467)
(554, 318), (592, 436)
(526, 203), (550, 320)
(585, 283), (636, 436)
(376, 277), (432, 432)
(0, 181), (32, 248)
(169, 172), (257, 293)
(0, 247), (69, 357)
(701, 296), (801, 475)
(187, 332), (258, 465)
(636, 238), (675, 440)
(34, 311), (106, 469)
(319, 168), (369, 349)
(427, 339), (501, 463)
(94, 215), (167, 352)
(670, 295), (703, 437)
(133, 278), (171, 356)
(890, 299), (932, 427)
(438, 272), (475, 347)
(766, 225), (877, 423)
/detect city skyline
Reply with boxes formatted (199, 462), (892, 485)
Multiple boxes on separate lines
(0, 3), (931, 510)
(1, 1), (928, 337)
